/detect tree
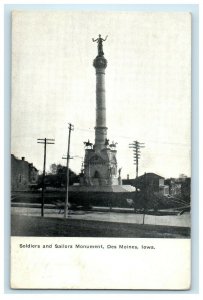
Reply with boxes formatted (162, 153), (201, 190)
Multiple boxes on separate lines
(49, 163), (57, 174)
(48, 164), (79, 187)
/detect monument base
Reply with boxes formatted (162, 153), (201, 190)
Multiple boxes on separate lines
(69, 184), (135, 193)
(83, 146), (119, 187)
(68, 185), (136, 209)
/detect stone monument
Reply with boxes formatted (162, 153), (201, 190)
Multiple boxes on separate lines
(82, 35), (120, 187)
(71, 35), (135, 193)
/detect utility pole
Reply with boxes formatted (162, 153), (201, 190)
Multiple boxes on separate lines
(143, 172), (147, 225)
(64, 123), (74, 218)
(37, 138), (55, 217)
(129, 141), (145, 178)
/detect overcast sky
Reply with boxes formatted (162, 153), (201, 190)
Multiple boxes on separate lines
(11, 11), (191, 179)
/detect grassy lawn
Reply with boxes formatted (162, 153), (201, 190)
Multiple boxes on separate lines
(11, 215), (190, 238)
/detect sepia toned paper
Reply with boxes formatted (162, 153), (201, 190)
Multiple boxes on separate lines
(11, 237), (191, 290)
(11, 11), (191, 290)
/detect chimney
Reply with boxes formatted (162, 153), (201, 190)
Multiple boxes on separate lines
(21, 157), (25, 161)
(127, 174), (129, 180)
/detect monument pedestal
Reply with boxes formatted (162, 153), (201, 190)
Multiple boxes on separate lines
(69, 185), (135, 193)
(83, 147), (120, 187)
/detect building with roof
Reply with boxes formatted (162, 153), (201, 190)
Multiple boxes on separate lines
(123, 172), (169, 196)
(11, 154), (39, 191)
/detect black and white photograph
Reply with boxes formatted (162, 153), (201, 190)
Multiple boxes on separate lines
(10, 9), (192, 289)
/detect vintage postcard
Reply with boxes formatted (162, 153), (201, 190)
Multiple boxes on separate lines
(10, 10), (191, 289)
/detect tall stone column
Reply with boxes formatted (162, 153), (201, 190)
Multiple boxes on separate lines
(93, 56), (108, 151)
(82, 35), (121, 188)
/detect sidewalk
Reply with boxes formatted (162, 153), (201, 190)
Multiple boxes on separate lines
(11, 204), (190, 227)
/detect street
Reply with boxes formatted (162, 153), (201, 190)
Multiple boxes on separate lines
(11, 210), (190, 238)
(11, 204), (191, 227)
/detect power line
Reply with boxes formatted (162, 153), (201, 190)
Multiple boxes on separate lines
(74, 127), (189, 146)
(13, 127), (189, 148)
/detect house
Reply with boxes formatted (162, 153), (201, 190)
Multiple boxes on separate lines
(11, 154), (39, 191)
(123, 173), (169, 196)
(164, 178), (181, 196)
(178, 174), (188, 182)
(181, 177), (191, 202)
